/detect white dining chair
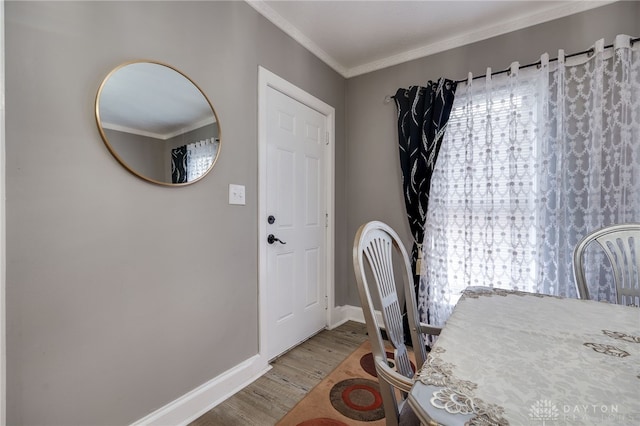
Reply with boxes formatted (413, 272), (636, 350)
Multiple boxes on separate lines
(353, 221), (441, 426)
(573, 223), (640, 306)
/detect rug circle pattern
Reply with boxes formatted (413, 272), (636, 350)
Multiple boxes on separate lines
(360, 351), (416, 378)
(359, 351), (394, 377)
(329, 378), (385, 421)
(276, 340), (399, 426)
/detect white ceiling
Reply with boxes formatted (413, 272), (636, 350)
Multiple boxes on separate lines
(98, 62), (216, 139)
(247, 0), (616, 78)
(98, 1), (616, 136)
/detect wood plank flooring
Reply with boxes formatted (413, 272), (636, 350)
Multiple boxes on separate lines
(190, 321), (368, 426)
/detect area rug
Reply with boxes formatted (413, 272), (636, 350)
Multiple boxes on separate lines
(276, 340), (414, 426)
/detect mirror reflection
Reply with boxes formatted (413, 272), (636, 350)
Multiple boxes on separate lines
(96, 61), (220, 186)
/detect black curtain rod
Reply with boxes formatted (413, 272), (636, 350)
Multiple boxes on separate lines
(383, 37), (640, 104)
(454, 37), (640, 84)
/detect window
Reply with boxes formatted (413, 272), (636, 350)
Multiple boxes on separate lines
(438, 80), (540, 296)
(186, 138), (219, 182)
(423, 39), (640, 326)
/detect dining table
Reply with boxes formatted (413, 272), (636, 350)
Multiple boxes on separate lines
(408, 287), (640, 425)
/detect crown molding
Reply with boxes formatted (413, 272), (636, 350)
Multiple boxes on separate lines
(102, 116), (215, 141)
(247, 0), (618, 79)
(344, 0), (617, 78)
(245, 0), (348, 76)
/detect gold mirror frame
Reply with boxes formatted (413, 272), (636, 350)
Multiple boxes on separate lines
(95, 60), (221, 186)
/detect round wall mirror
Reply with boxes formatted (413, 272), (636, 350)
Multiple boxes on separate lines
(95, 60), (221, 186)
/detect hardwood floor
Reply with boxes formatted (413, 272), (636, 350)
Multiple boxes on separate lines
(190, 321), (368, 426)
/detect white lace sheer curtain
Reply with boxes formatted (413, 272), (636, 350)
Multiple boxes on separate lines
(186, 138), (219, 182)
(421, 35), (640, 327)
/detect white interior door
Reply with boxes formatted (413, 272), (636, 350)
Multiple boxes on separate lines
(264, 85), (328, 360)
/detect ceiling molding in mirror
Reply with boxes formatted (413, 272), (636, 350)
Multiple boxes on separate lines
(95, 60), (221, 186)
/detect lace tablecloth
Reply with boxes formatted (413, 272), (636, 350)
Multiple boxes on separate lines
(408, 289), (640, 425)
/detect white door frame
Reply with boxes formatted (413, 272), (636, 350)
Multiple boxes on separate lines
(257, 66), (335, 359)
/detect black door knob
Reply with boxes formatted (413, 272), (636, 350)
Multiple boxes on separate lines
(267, 234), (286, 245)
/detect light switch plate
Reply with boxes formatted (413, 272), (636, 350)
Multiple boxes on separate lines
(229, 184), (246, 205)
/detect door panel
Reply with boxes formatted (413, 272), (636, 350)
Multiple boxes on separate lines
(265, 86), (327, 360)
(305, 156), (320, 225)
(276, 149), (295, 226)
(275, 252), (294, 321)
(305, 248), (320, 307)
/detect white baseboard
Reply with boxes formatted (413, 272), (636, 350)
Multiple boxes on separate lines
(328, 305), (384, 330)
(328, 304), (382, 330)
(328, 304), (360, 329)
(131, 354), (271, 426)
(132, 305), (376, 426)
(328, 304), (362, 328)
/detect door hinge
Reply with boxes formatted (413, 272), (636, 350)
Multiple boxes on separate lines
(325, 295), (329, 310)
(325, 131), (330, 145)
(325, 213), (329, 228)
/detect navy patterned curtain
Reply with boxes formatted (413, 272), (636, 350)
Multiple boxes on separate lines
(171, 145), (188, 184)
(394, 79), (457, 298)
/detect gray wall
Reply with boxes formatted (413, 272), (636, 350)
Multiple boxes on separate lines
(104, 129), (167, 182)
(4, 1), (345, 425)
(105, 118), (219, 183)
(5, 0), (639, 425)
(344, 1), (640, 307)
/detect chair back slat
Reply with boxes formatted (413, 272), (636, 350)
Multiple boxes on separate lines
(598, 234), (640, 306)
(574, 223), (640, 306)
(353, 221), (434, 425)
(362, 231), (414, 380)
